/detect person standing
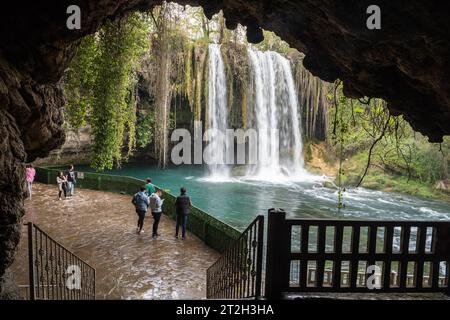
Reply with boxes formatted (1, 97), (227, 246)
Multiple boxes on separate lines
(25, 164), (36, 199)
(145, 178), (156, 195)
(175, 187), (191, 239)
(132, 186), (150, 235)
(66, 165), (76, 196)
(56, 171), (68, 200)
(149, 189), (164, 239)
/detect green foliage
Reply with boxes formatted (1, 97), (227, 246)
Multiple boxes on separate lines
(184, 42), (194, 108)
(328, 83), (449, 201)
(90, 13), (149, 171)
(64, 35), (97, 127)
(341, 151), (449, 201)
(254, 30), (293, 55)
(136, 111), (155, 149)
(64, 13), (149, 171)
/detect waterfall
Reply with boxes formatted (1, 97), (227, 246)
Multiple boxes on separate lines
(205, 44), (229, 179)
(246, 49), (307, 179)
(204, 45), (308, 181)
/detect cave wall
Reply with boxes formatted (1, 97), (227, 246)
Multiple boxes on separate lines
(2, 1), (449, 144)
(0, 57), (65, 286)
(208, 0), (450, 142)
(1, 0), (450, 292)
(33, 126), (93, 166)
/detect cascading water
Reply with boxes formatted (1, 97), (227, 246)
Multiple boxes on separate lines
(246, 49), (307, 179)
(205, 45), (311, 181)
(205, 44), (229, 179)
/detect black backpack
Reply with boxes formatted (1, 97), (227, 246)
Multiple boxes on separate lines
(67, 170), (76, 183)
(131, 194), (138, 206)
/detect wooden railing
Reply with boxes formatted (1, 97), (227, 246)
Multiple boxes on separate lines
(265, 209), (450, 298)
(206, 216), (264, 299)
(304, 266), (447, 288)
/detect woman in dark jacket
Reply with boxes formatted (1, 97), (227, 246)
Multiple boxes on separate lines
(175, 187), (191, 239)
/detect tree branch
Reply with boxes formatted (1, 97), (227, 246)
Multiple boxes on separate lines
(356, 113), (391, 187)
(150, 11), (160, 30)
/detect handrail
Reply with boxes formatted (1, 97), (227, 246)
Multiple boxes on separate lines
(26, 222), (96, 300)
(206, 215), (264, 299)
(30, 223), (96, 271)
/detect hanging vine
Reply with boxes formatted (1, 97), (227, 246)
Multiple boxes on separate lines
(64, 35), (97, 128)
(89, 13), (149, 171)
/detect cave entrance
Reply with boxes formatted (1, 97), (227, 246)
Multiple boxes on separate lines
(1, 1), (450, 300)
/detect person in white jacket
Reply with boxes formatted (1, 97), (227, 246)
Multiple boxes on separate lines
(56, 172), (67, 200)
(149, 189), (164, 239)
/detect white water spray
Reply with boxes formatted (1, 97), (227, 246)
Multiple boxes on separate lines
(205, 45), (313, 182)
(206, 44), (229, 179)
(246, 49), (307, 180)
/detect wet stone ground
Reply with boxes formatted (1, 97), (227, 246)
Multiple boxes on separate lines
(11, 183), (220, 299)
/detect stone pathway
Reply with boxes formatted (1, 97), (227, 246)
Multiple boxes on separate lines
(11, 183), (219, 299)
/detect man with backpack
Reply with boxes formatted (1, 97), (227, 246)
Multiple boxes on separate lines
(132, 186), (149, 235)
(149, 189), (164, 239)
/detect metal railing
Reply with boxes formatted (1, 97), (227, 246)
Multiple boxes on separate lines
(26, 222), (96, 300)
(265, 209), (450, 298)
(206, 216), (264, 299)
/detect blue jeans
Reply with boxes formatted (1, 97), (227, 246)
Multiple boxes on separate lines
(176, 215), (188, 238)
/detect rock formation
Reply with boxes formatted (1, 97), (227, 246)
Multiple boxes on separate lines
(33, 127), (93, 166)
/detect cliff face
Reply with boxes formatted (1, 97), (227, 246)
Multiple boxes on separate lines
(1, 0), (450, 289)
(0, 58), (65, 285)
(33, 127), (93, 166)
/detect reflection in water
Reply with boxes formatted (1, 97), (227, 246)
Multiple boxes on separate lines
(11, 184), (219, 299)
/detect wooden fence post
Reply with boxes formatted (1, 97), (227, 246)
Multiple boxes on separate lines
(265, 208), (289, 299)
